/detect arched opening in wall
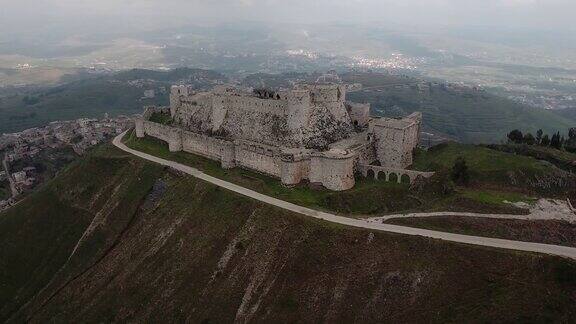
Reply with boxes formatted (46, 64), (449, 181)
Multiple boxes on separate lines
(377, 171), (386, 181)
(401, 174), (411, 184)
(353, 120), (359, 127)
(367, 169), (376, 180)
(388, 173), (398, 183)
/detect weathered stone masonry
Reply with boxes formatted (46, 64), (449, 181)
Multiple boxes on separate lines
(136, 83), (433, 191)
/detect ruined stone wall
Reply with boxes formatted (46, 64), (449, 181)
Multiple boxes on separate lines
(306, 84), (346, 104)
(302, 103), (354, 150)
(222, 96), (287, 116)
(219, 109), (293, 147)
(347, 102), (371, 128)
(280, 153), (311, 186)
(373, 127), (409, 169)
(286, 90), (311, 145)
(172, 86), (355, 150)
(234, 141), (282, 177)
(174, 95), (215, 134)
(309, 152), (356, 191)
(181, 130), (231, 162)
(135, 117), (145, 138)
(371, 113), (422, 169)
(170, 85), (194, 117)
(142, 121), (182, 152)
(355, 141), (378, 167)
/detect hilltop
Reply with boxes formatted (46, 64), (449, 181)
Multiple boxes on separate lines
(1, 143), (576, 322)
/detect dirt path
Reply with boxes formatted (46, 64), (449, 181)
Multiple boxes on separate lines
(113, 132), (576, 260)
(366, 200), (576, 224)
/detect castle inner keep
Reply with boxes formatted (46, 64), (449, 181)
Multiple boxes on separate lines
(135, 83), (434, 191)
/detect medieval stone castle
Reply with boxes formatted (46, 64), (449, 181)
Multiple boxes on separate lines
(135, 83), (433, 191)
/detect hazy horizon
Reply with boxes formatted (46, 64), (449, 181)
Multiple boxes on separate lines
(2, 0), (576, 40)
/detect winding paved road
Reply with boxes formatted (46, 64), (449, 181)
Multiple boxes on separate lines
(113, 131), (576, 260)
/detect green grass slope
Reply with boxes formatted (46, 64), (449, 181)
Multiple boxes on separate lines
(0, 144), (574, 322)
(0, 145), (164, 321)
(413, 142), (576, 197)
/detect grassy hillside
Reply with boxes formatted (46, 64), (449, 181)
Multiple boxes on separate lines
(557, 107), (576, 121)
(486, 144), (576, 173)
(1, 144), (576, 322)
(0, 180), (9, 200)
(0, 145), (164, 320)
(413, 142), (576, 198)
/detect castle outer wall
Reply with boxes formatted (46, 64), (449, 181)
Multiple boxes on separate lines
(135, 107), (357, 191)
(134, 85), (432, 192)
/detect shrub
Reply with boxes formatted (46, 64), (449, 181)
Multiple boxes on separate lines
(507, 129), (523, 144)
(451, 157), (470, 186)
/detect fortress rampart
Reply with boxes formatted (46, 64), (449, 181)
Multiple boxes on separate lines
(135, 83), (429, 191)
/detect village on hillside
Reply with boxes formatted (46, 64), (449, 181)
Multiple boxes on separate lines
(0, 116), (133, 211)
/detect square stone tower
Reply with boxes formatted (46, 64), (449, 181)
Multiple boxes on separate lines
(370, 112), (422, 169)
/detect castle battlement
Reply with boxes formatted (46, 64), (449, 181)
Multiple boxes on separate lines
(137, 83), (430, 191)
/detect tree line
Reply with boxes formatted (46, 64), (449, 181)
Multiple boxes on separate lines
(507, 128), (576, 152)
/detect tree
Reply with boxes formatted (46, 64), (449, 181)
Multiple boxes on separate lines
(451, 157), (470, 186)
(536, 129), (543, 144)
(507, 129), (524, 144)
(541, 134), (551, 146)
(523, 133), (536, 145)
(567, 128), (576, 152)
(551, 132), (562, 149)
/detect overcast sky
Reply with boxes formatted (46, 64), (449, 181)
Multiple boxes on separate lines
(1, 0), (575, 38)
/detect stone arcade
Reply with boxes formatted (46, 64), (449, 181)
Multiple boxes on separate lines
(135, 83), (434, 191)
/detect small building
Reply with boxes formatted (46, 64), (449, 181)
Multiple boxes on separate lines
(13, 171), (27, 183)
(144, 89), (156, 99)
